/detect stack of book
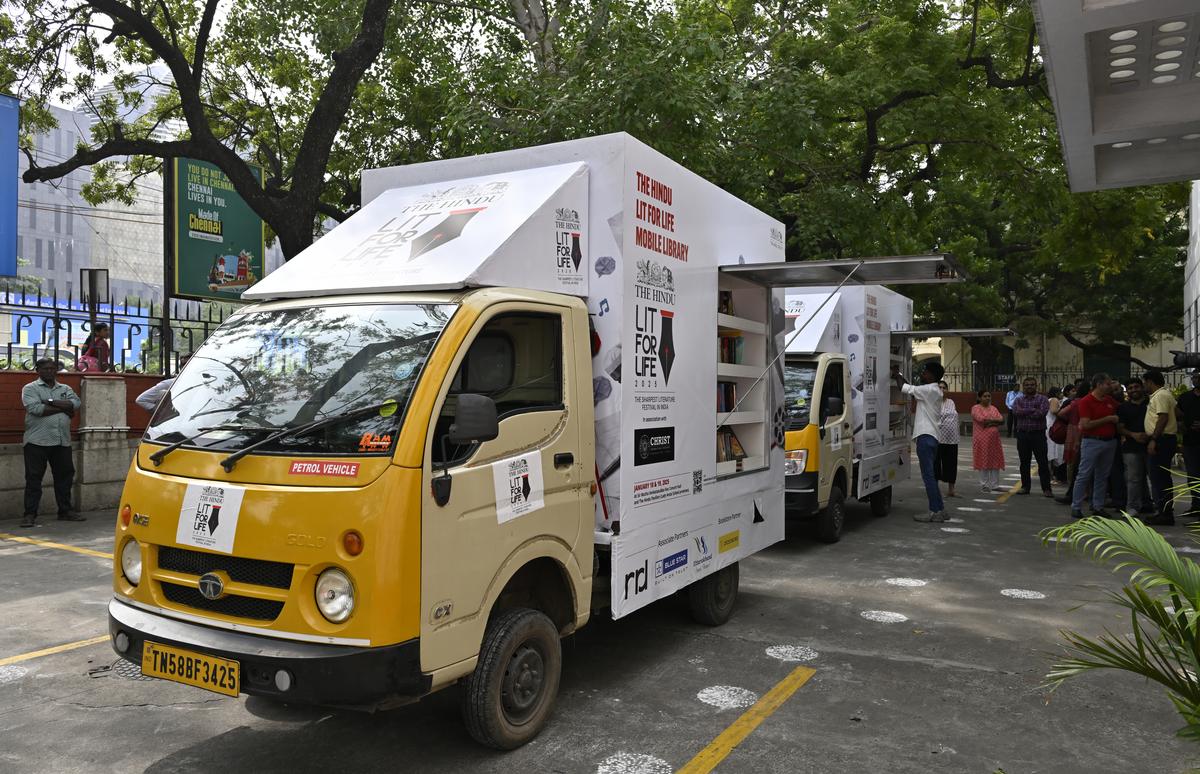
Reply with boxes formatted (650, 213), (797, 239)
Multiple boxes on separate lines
(716, 426), (747, 462)
(717, 381), (738, 412)
(718, 334), (744, 364)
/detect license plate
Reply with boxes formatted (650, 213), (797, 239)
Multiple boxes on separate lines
(141, 641), (240, 697)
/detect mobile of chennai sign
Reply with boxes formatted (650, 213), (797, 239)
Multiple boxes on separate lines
(172, 157), (265, 302)
(0, 94), (17, 277)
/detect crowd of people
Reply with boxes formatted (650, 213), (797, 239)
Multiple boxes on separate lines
(895, 361), (1200, 525)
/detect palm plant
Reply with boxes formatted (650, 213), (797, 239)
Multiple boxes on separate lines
(1041, 509), (1200, 740)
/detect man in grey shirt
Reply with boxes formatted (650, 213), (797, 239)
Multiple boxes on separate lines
(21, 358), (84, 528)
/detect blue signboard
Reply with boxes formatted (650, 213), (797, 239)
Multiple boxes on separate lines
(0, 94), (15, 277)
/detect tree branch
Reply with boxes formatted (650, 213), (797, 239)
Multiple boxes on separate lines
(287, 0), (396, 208)
(192, 0), (221, 80)
(858, 90), (933, 180)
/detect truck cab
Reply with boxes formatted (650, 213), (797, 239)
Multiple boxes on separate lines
(109, 287), (596, 749)
(783, 353), (855, 542)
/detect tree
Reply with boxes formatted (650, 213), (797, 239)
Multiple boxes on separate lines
(4, 0), (1188, 357)
(5, 0), (405, 257)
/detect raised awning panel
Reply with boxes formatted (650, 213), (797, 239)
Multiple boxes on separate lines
(244, 163), (588, 300)
(892, 328), (1014, 338)
(719, 254), (965, 287)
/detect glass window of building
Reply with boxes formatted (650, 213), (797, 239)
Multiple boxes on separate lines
(47, 241), (55, 270)
(35, 239), (43, 268)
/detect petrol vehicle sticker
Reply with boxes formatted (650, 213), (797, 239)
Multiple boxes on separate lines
(288, 460), (361, 478)
(176, 483), (246, 554)
(492, 450), (545, 524)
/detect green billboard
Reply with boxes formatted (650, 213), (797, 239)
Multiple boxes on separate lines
(172, 157), (266, 301)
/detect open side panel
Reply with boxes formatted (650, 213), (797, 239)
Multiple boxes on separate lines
(719, 253), (966, 288)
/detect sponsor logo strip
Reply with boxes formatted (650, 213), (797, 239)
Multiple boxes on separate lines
(719, 530), (740, 553)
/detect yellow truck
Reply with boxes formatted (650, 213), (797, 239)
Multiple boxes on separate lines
(108, 134), (796, 748)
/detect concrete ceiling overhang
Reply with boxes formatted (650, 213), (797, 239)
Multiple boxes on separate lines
(1033, 0), (1200, 191)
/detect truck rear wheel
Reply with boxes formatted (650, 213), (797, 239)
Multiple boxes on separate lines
(870, 486), (892, 518)
(816, 486), (846, 543)
(687, 562), (739, 626)
(462, 607), (561, 750)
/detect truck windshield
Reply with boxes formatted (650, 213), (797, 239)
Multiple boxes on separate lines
(145, 303), (456, 456)
(783, 361), (818, 429)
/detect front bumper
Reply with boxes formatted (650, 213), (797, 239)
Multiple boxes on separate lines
(108, 598), (430, 709)
(785, 472), (819, 517)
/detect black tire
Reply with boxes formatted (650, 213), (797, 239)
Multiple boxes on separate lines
(462, 607), (561, 750)
(817, 485), (846, 543)
(687, 563), (739, 626)
(870, 486), (892, 518)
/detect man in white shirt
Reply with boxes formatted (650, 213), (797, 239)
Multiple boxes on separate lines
(893, 361), (948, 522)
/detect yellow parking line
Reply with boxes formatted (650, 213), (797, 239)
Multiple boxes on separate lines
(0, 532), (112, 560)
(995, 465), (1046, 505)
(0, 635), (109, 667)
(994, 480), (1024, 504)
(677, 666), (817, 774)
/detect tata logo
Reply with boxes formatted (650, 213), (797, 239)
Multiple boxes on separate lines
(197, 572), (226, 601)
(624, 560), (648, 600)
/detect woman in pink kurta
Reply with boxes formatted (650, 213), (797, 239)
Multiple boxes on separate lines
(971, 391), (1006, 492)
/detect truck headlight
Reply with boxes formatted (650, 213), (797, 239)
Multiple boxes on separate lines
(785, 449), (808, 476)
(315, 568), (355, 623)
(121, 540), (142, 585)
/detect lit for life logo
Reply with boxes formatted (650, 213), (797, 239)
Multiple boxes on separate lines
(554, 206), (583, 275)
(633, 305), (676, 388)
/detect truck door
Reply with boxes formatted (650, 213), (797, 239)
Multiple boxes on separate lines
(816, 359), (852, 495)
(420, 302), (592, 676)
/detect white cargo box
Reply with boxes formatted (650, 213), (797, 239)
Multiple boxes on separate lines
(247, 133), (788, 618)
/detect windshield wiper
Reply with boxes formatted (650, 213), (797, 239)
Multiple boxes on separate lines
(218, 398), (400, 472)
(148, 423), (275, 466)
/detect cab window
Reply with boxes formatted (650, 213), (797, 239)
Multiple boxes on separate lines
(433, 312), (563, 465)
(819, 362), (845, 425)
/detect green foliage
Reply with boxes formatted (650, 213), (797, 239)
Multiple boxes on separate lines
(1041, 514), (1200, 741)
(1, 0), (1188, 349)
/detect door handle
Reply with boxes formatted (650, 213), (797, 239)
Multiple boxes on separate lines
(554, 452), (575, 468)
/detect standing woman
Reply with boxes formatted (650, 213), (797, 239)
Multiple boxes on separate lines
(1046, 386), (1065, 483)
(933, 380), (960, 498)
(78, 323), (112, 372)
(972, 390), (1006, 492)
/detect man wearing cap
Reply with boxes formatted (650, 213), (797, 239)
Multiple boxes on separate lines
(1177, 369), (1200, 517)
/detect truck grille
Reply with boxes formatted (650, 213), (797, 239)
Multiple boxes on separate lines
(158, 547), (293, 590)
(160, 582), (284, 622)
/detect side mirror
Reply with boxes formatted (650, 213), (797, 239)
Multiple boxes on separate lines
(825, 396), (844, 417)
(448, 394), (499, 445)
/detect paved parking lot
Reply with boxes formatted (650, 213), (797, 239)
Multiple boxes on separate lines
(1, 440), (1196, 773)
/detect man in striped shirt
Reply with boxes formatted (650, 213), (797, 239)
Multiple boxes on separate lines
(1011, 376), (1053, 497)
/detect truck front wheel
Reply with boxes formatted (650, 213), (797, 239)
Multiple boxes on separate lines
(462, 607), (562, 750)
(687, 562), (739, 626)
(816, 485), (846, 543)
(870, 486), (892, 518)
